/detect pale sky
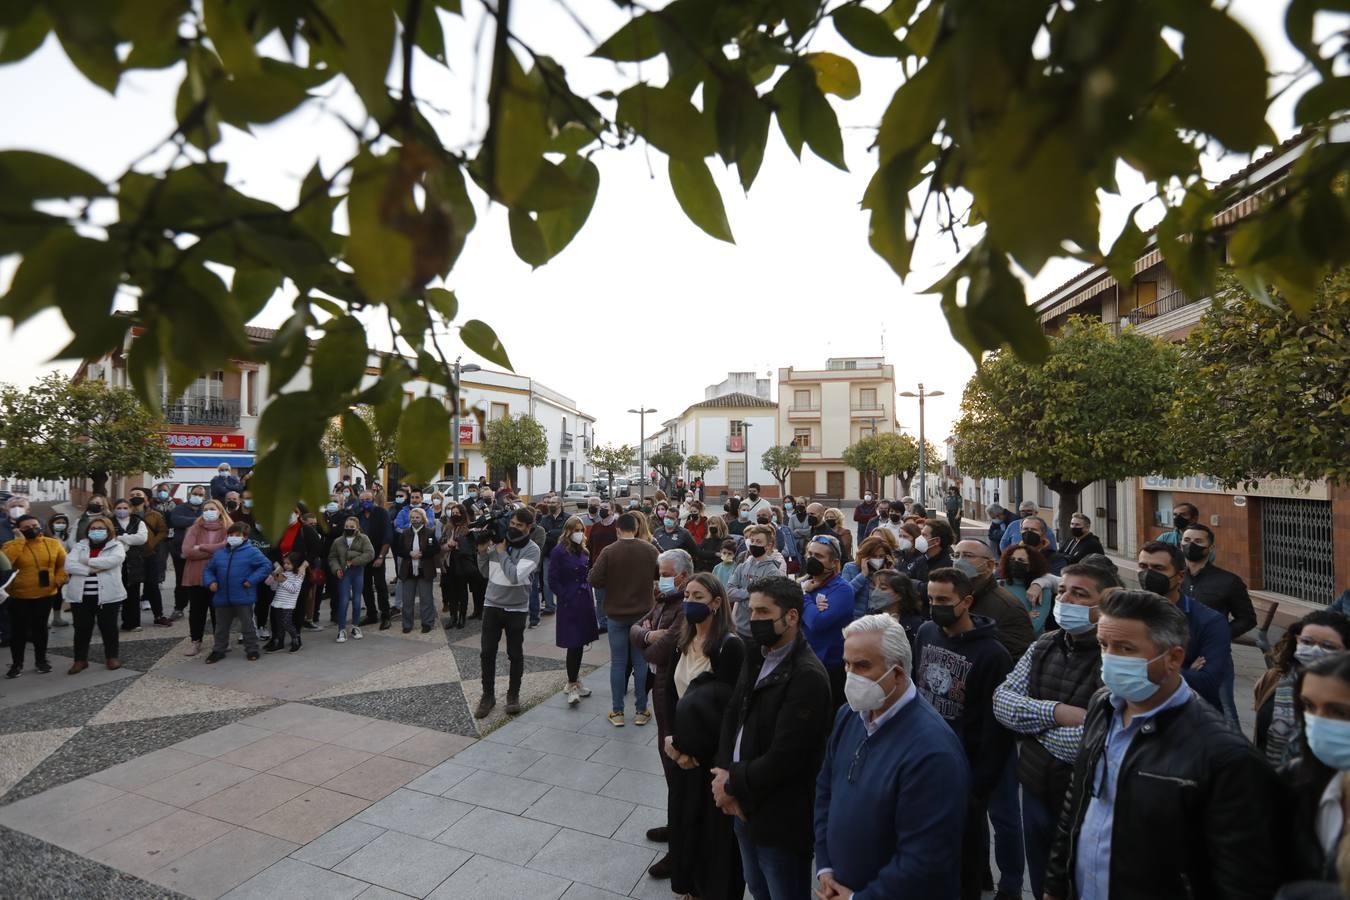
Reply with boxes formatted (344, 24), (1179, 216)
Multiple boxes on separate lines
(0, 0), (1315, 447)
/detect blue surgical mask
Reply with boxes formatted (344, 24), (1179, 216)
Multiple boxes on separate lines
(87, 529), (108, 543)
(784, 503), (794, 511)
(157, 491), (169, 500)
(226, 535), (244, 548)
(738, 510), (750, 522)
(658, 576), (677, 595)
(683, 600), (712, 625)
(326, 502), (339, 513)
(663, 517), (676, 529)
(188, 494), (204, 506)
(1054, 599), (1096, 635)
(1305, 714), (1350, 770)
(1101, 652), (1164, 703)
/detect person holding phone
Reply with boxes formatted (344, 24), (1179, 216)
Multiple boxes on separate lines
(2, 513), (68, 678)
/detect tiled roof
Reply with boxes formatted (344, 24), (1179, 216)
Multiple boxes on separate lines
(685, 392), (778, 411)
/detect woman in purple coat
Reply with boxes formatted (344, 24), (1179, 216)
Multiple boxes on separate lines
(549, 516), (600, 706)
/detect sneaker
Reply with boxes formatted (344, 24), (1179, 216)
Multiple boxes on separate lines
(421, 624), (432, 634)
(4, 665), (20, 679)
(474, 695), (496, 719)
(577, 685), (593, 698)
(302, 622), (322, 632)
(608, 711), (625, 727)
(205, 652), (225, 664)
(336, 630), (347, 644)
(140, 600), (151, 611)
(505, 695), (522, 715)
(565, 683), (581, 706)
(185, 641), (201, 657)
(51, 617), (68, 627)
(258, 627), (271, 640)
(122, 625), (142, 633)
(351, 626), (363, 640)
(35, 659), (52, 674)
(246, 651), (260, 661)
(633, 709), (651, 727)
(170, 609), (185, 620)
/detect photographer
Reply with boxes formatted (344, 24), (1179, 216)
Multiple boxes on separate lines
(474, 507), (541, 719)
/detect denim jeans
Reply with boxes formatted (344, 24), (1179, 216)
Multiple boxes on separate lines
(1021, 786), (1057, 899)
(607, 619), (647, 714)
(528, 572), (542, 626)
(540, 563), (555, 612)
(593, 586), (607, 629)
(337, 566), (365, 629)
(734, 817), (812, 900)
(986, 752), (1025, 894)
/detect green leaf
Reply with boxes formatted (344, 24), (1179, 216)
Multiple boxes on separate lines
(460, 319), (512, 369)
(771, 67), (806, 159)
(508, 208), (550, 268)
(713, 76), (771, 192)
(342, 409), (378, 475)
(616, 84), (716, 161)
(488, 54), (548, 204)
(517, 159), (591, 211)
(593, 14), (661, 62)
(0, 151), (106, 206)
(0, 6), (51, 63)
(408, 3), (447, 63)
(906, 1), (941, 56)
(311, 318), (367, 393)
(396, 396), (451, 481)
(536, 156), (599, 257)
(232, 266), (281, 320)
(213, 71), (311, 127)
(669, 157), (734, 243)
(801, 77), (847, 170)
(880, 0), (921, 30)
(202, 0), (260, 75)
(876, 53), (949, 164)
(347, 149), (412, 303)
(548, 123), (596, 155)
(1295, 76), (1350, 126)
(832, 6), (908, 57)
(0, 231), (119, 327)
(1104, 207), (1147, 289)
(1163, 4), (1273, 151)
(321, 1), (396, 121)
(55, 29), (120, 93)
(805, 52), (860, 100)
(863, 152), (915, 277)
(425, 287), (458, 323)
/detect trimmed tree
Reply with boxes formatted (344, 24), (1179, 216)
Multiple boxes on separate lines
(874, 432), (941, 499)
(648, 447), (685, 491)
(0, 374), (173, 496)
(480, 414), (548, 492)
(589, 443), (635, 497)
(953, 317), (1187, 537)
(685, 453), (720, 485)
(321, 405), (397, 482)
(761, 445), (802, 498)
(1176, 268), (1350, 486)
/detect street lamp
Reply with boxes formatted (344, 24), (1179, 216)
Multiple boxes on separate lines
(628, 407), (656, 500)
(452, 358), (482, 502)
(741, 422), (753, 494)
(898, 383), (944, 505)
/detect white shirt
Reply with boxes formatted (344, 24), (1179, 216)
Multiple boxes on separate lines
(410, 526), (423, 574)
(675, 642), (712, 698)
(862, 678), (917, 736)
(1319, 772), (1345, 858)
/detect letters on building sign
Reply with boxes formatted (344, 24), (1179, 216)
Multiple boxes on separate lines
(1143, 474), (1329, 501)
(163, 432), (246, 451)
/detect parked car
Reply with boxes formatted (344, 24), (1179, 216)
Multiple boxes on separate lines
(427, 481), (476, 504)
(562, 482), (595, 501)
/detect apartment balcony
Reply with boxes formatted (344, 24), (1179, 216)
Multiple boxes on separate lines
(850, 402), (886, 418)
(726, 435), (746, 452)
(1122, 289), (1190, 327)
(163, 398), (241, 428)
(560, 431), (574, 452)
(787, 403), (821, 420)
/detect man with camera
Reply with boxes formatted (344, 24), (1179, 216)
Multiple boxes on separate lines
(475, 506), (541, 718)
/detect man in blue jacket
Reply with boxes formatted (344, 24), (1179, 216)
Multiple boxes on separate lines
(815, 613), (968, 899)
(1136, 541), (1230, 711)
(998, 501), (1058, 553)
(203, 522), (272, 663)
(800, 534), (856, 711)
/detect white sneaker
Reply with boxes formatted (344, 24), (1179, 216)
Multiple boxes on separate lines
(336, 630), (347, 643)
(566, 683), (581, 706)
(351, 626), (363, 640)
(140, 600), (151, 610)
(258, 627), (271, 640)
(578, 685), (593, 698)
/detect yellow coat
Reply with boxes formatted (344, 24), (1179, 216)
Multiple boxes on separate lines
(2, 536), (68, 599)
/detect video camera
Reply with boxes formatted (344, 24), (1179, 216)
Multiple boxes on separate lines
(468, 507), (515, 545)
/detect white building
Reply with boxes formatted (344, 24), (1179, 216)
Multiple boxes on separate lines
(705, 371), (771, 401)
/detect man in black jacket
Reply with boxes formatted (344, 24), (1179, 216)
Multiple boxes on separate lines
(356, 490), (393, 629)
(1045, 590), (1280, 900)
(538, 498), (567, 616)
(1180, 523), (1255, 727)
(713, 575), (833, 900)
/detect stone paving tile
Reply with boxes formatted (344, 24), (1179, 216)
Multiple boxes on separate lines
(309, 683), (480, 735)
(0, 823), (190, 900)
(48, 635), (187, 671)
(526, 828), (656, 896)
(587, 739), (667, 777)
(334, 829), (471, 898)
(88, 809), (234, 877)
(171, 722), (272, 758)
(0, 677), (138, 734)
(0, 726), (79, 798)
(426, 853), (571, 900)
(221, 857), (369, 900)
(519, 751), (621, 793)
(290, 819), (387, 869)
(267, 743), (372, 785)
(517, 726), (608, 761)
(576, 715), (653, 746)
(599, 769), (668, 811)
(237, 702), (367, 733)
(217, 732), (322, 771)
(404, 760), (476, 796)
(188, 773), (312, 826)
(248, 786), (372, 844)
(478, 717), (542, 746)
(37, 791), (175, 853)
(357, 887), (416, 900)
(149, 824), (297, 899)
(443, 769), (551, 815)
(515, 704), (601, 734)
(323, 755), (429, 801)
(331, 719), (425, 753)
(0, 776), (124, 831)
(384, 730), (477, 766)
(522, 785), (635, 838)
(137, 760), (257, 807)
(610, 804), (668, 852)
(90, 673), (273, 726)
(451, 739), (544, 775)
(355, 787), (474, 839)
(559, 883), (631, 900)
(86, 747), (210, 791)
(284, 709), (387, 744)
(434, 805), (560, 866)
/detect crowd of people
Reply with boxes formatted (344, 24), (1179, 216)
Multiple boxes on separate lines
(4, 475), (1350, 899)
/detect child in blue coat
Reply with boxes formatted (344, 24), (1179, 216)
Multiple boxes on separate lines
(203, 523), (273, 663)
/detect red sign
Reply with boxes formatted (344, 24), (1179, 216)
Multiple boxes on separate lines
(728, 435), (744, 452)
(164, 432), (245, 451)
(458, 424), (478, 443)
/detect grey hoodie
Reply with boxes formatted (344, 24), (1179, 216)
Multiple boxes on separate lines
(726, 550), (787, 637)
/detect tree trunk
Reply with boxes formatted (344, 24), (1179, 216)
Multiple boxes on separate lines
(1046, 479), (1091, 540)
(91, 470), (109, 497)
(898, 474), (913, 498)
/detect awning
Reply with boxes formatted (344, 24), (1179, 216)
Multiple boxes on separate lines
(171, 451), (256, 468)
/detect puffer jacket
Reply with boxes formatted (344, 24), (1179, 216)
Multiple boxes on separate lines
(1045, 685), (1282, 900)
(725, 551), (787, 637)
(202, 543), (274, 607)
(62, 539), (128, 605)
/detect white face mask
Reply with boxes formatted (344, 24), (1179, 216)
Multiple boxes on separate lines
(189, 495), (204, 506)
(913, 536), (929, 554)
(8, 506), (25, 519)
(202, 509), (220, 522)
(226, 535), (244, 547)
(570, 531), (584, 545)
(898, 538), (913, 552)
(867, 557), (884, 571)
(1295, 643), (1338, 667)
(844, 668), (898, 712)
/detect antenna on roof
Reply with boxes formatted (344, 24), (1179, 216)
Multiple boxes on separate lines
(881, 327), (886, 360)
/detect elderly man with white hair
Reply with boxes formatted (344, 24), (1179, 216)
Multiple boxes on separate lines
(998, 499), (1058, 553)
(813, 614), (969, 900)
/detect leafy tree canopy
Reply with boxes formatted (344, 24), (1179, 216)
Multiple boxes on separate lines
(842, 431), (938, 497)
(648, 447), (685, 484)
(685, 453), (720, 478)
(761, 444), (802, 492)
(1, 0), (1346, 535)
(1175, 268), (1350, 487)
(953, 316), (1186, 533)
(321, 405), (397, 481)
(481, 413), (548, 488)
(0, 373), (173, 496)
(589, 442), (634, 489)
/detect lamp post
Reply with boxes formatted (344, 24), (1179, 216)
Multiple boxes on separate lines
(452, 358), (481, 503)
(741, 422), (753, 494)
(628, 407), (656, 500)
(899, 383), (944, 505)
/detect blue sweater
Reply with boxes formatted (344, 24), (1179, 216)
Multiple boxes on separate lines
(802, 574), (855, 668)
(202, 543), (273, 607)
(1179, 593), (1232, 710)
(840, 563), (874, 619)
(814, 692), (969, 898)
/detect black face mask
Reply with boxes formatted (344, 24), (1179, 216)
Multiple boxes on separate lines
(750, 616), (783, 648)
(804, 557), (826, 577)
(1139, 568), (1174, 596)
(1173, 514), (1191, 530)
(931, 604), (961, 629)
(88, 505), (103, 514)
(344, 528), (357, 536)
(807, 515), (820, 527)
(1008, 561), (1030, 582)
(747, 544), (766, 558)
(226, 501), (239, 510)
(889, 514), (902, 523)
(507, 527), (528, 544)
(1069, 526), (1085, 537)
(1184, 542), (1209, 562)
(588, 507), (599, 516)
(20, 527), (41, 540)
(1022, 531), (1042, 547)
(747, 492), (758, 500)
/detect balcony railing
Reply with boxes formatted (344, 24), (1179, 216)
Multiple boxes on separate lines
(1123, 289), (1191, 327)
(788, 403), (820, 412)
(163, 398), (241, 428)
(560, 432), (574, 452)
(851, 402), (885, 412)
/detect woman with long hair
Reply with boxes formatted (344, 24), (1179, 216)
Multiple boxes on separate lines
(662, 573), (745, 899)
(439, 502), (482, 628)
(1284, 652), (1350, 885)
(824, 507), (852, 560)
(1256, 610), (1350, 768)
(841, 535), (896, 620)
(180, 499), (231, 656)
(998, 543), (1055, 636)
(550, 515), (599, 704)
(693, 515), (729, 573)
